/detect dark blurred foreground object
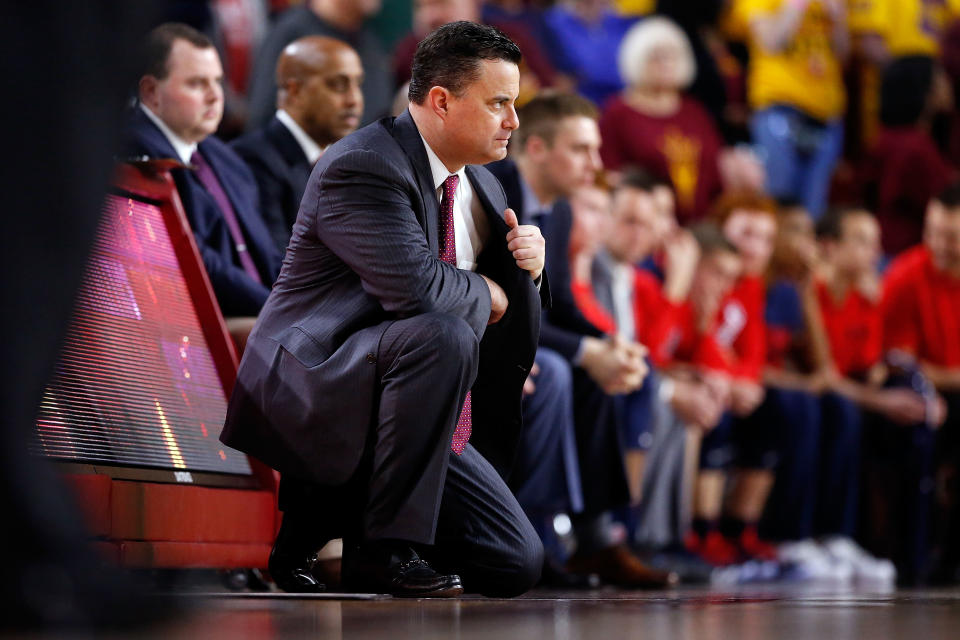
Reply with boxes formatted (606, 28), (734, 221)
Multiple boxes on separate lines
(0, 0), (181, 631)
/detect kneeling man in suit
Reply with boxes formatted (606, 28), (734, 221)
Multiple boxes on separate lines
(221, 21), (547, 597)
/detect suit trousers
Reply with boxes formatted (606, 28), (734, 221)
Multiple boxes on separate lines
(278, 312), (542, 595)
(510, 348), (584, 517)
(571, 369), (631, 515)
(429, 443), (543, 597)
(633, 379), (693, 550)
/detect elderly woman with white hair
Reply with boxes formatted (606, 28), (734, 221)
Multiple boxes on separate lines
(600, 16), (763, 225)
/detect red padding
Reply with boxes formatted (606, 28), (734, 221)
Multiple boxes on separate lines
(111, 481), (275, 544)
(118, 541), (271, 568)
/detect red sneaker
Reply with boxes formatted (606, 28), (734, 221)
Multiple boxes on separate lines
(683, 530), (702, 555)
(736, 525), (777, 561)
(698, 530), (740, 566)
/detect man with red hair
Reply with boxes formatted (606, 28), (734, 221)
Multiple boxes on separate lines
(688, 191), (777, 565)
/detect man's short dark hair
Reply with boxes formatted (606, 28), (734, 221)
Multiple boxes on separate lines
(615, 167), (666, 195)
(816, 206), (873, 240)
(513, 91), (598, 150)
(775, 197), (806, 211)
(935, 181), (960, 210)
(408, 21), (521, 105)
(142, 22), (214, 80)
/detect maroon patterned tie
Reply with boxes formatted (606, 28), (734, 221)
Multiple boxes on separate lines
(191, 151), (262, 284)
(439, 174), (471, 455)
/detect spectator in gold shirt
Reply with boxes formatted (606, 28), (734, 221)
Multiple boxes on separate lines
(735, 0), (849, 219)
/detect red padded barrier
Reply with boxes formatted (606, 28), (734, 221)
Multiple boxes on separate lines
(117, 541), (271, 568)
(110, 480), (275, 543)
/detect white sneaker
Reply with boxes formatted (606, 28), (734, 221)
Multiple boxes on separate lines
(820, 536), (896, 585)
(709, 560), (781, 586)
(777, 539), (853, 584)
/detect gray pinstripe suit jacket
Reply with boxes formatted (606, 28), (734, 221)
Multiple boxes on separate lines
(221, 110), (547, 485)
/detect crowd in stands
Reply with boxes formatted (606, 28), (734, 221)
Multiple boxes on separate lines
(124, 0), (960, 588)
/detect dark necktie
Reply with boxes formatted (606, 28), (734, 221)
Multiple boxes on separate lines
(439, 174), (471, 456)
(190, 151), (262, 284)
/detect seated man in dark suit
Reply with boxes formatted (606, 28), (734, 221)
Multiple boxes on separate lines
(245, 0), (392, 130)
(123, 23), (281, 319)
(222, 22), (547, 598)
(232, 36), (364, 254)
(488, 92), (677, 588)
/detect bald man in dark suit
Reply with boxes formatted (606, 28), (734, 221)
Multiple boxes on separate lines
(232, 36), (364, 255)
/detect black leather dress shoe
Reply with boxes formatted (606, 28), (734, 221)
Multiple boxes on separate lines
(341, 542), (463, 597)
(269, 553), (326, 593)
(267, 524), (328, 593)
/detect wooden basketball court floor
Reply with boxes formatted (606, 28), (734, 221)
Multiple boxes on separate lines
(74, 586), (960, 639)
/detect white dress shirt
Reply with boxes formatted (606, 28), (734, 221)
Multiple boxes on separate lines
(420, 136), (490, 272)
(140, 104), (197, 164)
(276, 109), (324, 165)
(610, 261), (637, 342)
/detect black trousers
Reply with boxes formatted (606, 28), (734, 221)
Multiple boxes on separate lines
(933, 393), (960, 578)
(860, 412), (936, 584)
(279, 313), (542, 596)
(571, 369), (631, 515)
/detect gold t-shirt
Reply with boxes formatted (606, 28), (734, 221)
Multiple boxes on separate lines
(848, 0), (960, 56)
(613, 0), (656, 16)
(735, 0), (847, 120)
